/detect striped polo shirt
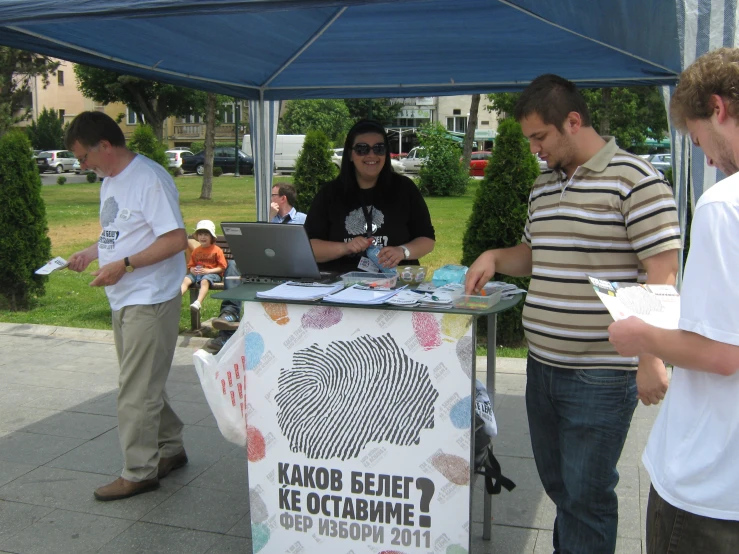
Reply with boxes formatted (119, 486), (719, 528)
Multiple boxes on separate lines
(521, 138), (682, 370)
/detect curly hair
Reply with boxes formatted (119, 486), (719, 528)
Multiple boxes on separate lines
(670, 47), (739, 131)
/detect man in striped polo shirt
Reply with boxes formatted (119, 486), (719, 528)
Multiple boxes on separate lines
(466, 74), (681, 553)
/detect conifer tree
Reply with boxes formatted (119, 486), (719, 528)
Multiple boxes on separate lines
(293, 129), (337, 213)
(461, 118), (539, 346)
(0, 131), (52, 310)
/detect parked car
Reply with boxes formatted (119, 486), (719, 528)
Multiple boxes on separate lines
(467, 151), (492, 177)
(35, 150), (76, 174)
(181, 147), (254, 175)
(399, 147), (427, 173)
(647, 153), (671, 174)
(166, 149), (193, 169)
(331, 147), (405, 173)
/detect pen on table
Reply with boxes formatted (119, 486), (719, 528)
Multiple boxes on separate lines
(285, 282), (332, 287)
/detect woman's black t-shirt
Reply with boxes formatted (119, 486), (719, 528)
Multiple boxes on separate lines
(304, 173), (436, 274)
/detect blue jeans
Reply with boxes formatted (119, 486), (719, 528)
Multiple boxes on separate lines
(526, 355), (637, 554)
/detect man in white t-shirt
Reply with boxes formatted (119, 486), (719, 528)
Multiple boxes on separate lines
(609, 47), (739, 553)
(66, 112), (189, 501)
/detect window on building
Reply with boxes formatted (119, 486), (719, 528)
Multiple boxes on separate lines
(453, 109), (461, 115)
(219, 105), (235, 124)
(481, 120), (489, 126)
(58, 109), (65, 119)
(57, 71), (64, 86)
(184, 114), (201, 124)
(446, 116), (467, 133)
(126, 108), (141, 125)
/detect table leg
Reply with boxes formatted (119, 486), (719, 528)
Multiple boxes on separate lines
(482, 313), (497, 541)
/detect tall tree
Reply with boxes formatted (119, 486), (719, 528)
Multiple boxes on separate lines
(74, 65), (204, 141)
(486, 86), (668, 151)
(344, 98), (402, 125)
(200, 92), (218, 200)
(27, 107), (65, 150)
(0, 47), (60, 135)
(461, 94), (481, 169)
(279, 99), (351, 144)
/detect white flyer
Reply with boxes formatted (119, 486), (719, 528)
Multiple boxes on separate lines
(587, 276), (680, 329)
(35, 256), (69, 275)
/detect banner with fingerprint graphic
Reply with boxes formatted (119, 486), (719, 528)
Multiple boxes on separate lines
(242, 302), (476, 554)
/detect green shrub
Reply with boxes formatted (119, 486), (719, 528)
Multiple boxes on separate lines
(27, 107), (65, 150)
(293, 129), (338, 212)
(56, 176), (66, 185)
(0, 131), (52, 310)
(128, 124), (168, 168)
(663, 167), (673, 186)
(86, 172), (97, 183)
(213, 166), (223, 177)
(461, 118), (539, 346)
(417, 122), (468, 197)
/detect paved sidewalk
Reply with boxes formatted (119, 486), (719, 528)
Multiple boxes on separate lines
(0, 323), (658, 553)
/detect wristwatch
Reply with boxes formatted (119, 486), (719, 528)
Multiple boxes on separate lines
(124, 257), (135, 273)
(400, 245), (410, 260)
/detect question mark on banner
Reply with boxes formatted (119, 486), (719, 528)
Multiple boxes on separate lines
(415, 477), (435, 528)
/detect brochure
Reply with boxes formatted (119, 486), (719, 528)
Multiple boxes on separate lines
(255, 281), (344, 302)
(587, 276), (681, 329)
(35, 256), (69, 275)
(323, 284), (403, 305)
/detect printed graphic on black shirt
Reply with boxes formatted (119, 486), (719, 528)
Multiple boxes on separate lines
(345, 205), (385, 237)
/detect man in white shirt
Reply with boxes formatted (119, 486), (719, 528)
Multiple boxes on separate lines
(204, 182), (307, 352)
(269, 182), (306, 224)
(609, 47), (739, 553)
(66, 112), (189, 501)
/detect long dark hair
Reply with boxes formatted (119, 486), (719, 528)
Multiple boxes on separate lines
(338, 120), (394, 199)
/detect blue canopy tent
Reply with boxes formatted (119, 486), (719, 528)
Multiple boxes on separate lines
(0, 0), (734, 251)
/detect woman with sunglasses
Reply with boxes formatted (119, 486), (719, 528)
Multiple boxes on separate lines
(304, 120), (436, 274)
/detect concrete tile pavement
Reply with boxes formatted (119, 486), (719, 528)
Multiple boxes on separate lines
(0, 323), (659, 553)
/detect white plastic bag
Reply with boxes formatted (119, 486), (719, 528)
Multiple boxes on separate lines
(193, 325), (247, 446)
(475, 379), (498, 438)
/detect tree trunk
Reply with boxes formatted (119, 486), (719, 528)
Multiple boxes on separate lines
(599, 88), (611, 136)
(462, 94), (481, 169)
(200, 92), (217, 200)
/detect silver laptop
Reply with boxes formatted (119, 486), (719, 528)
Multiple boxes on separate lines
(220, 222), (336, 283)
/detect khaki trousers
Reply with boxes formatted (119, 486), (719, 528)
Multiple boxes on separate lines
(112, 295), (184, 481)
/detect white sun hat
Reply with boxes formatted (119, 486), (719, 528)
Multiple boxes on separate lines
(194, 219), (217, 238)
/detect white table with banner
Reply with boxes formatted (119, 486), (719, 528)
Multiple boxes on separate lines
(210, 283), (522, 553)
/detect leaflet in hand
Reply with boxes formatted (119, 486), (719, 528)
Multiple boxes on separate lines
(35, 256), (69, 275)
(588, 276), (680, 329)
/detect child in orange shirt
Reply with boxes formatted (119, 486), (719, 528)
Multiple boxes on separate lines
(180, 220), (227, 311)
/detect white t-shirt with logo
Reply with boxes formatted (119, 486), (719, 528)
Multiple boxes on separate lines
(643, 173), (739, 521)
(97, 154), (185, 311)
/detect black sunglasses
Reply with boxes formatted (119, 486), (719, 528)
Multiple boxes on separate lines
(352, 142), (386, 156)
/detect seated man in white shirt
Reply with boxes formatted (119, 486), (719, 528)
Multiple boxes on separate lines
(204, 182), (307, 353)
(269, 183), (306, 224)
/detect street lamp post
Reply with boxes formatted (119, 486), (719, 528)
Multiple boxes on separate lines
(234, 101), (241, 177)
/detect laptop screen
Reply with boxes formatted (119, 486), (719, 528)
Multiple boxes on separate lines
(221, 222), (327, 282)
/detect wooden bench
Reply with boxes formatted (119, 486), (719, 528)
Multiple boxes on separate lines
(187, 235), (232, 331)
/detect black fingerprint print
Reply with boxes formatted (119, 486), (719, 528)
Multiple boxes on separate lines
(275, 334), (439, 460)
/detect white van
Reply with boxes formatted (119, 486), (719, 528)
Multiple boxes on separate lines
(242, 134), (306, 173)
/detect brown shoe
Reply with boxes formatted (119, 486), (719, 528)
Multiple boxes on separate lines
(158, 449), (188, 479)
(94, 477), (159, 501)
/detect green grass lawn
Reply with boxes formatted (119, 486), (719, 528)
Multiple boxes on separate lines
(0, 174), (528, 357)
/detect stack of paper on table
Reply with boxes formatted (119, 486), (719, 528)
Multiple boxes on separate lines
(323, 284), (402, 305)
(255, 281), (344, 301)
